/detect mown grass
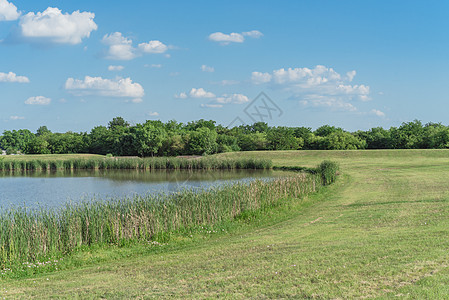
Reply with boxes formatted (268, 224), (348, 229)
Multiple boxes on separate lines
(3, 149), (449, 298)
(0, 156), (272, 171)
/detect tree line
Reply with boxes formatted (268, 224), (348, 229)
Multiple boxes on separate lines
(1, 118), (448, 156)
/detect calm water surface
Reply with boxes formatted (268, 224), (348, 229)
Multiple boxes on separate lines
(0, 169), (287, 209)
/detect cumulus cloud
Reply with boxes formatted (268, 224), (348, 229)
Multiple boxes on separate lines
(176, 87), (249, 108)
(346, 70), (356, 82)
(102, 32), (135, 60)
(209, 30), (262, 45)
(251, 71), (272, 84)
(299, 95), (356, 112)
(242, 30), (263, 38)
(336, 84), (370, 101)
(175, 88), (215, 99)
(0, 0), (20, 21)
(201, 65), (214, 72)
(108, 65), (124, 71)
(175, 92), (187, 99)
(18, 7), (97, 44)
(370, 109), (385, 117)
(10, 115), (24, 120)
(138, 40), (168, 54)
(0, 72), (29, 83)
(102, 32), (168, 60)
(203, 93), (250, 109)
(148, 111), (159, 116)
(188, 88), (216, 98)
(25, 96), (51, 105)
(216, 93), (249, 104)
(65, 76), (144, 102)
(252, 65), (372, 111)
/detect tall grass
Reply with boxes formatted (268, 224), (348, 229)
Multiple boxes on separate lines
(0, 173), (324, 268)
(0, 160), (338, 268)
(0, 157), (272, 171)
(318, 160), (339, 185)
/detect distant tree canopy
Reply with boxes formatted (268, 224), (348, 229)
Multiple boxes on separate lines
(1, 118), (448, 156)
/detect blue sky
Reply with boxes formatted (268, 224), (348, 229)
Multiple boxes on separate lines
(1, 0), (448, 133)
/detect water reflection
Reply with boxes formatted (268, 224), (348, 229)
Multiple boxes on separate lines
(0, 169), (287, 209)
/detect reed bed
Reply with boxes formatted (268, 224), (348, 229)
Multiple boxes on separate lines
(0, 172), (322, 268)
(0, 157), (272, 171)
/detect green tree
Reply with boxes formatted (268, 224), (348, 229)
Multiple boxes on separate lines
(266, 127), (303, 150)
(314, 125), (343, 137)
(26, 136), (50, 154)
(36, 126), (51, 137)
(237, 132), (267, 151)
(108, 117), (130, 131)
(320, 131), (366, 150)
(187, 127), (218, 155)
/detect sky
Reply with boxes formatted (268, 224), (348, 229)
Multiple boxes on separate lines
(0, 0), (448, 133)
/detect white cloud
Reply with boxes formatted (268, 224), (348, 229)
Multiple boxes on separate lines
(201, 65), (214, 72)
(175, 88), (215, 99)
(0, 72), (29, 83)
(346, 70), (356, 82)
(216, 93), (249, 104)
(25, 96), (51, 105)
(251, 71), (272, 84)
(175, 92), (187, 99)
(108, 65), (124, 71)
(138, 40), (167, 54)
(209, 30), (262, 45)
(189, 88), (215, 98)
(242, 30), (263, 38)
(148, 111), (159, 116)
(65, 76), (144, 102)
(0, 0), (20, 21)
(102, 32), (136, 60)
(336, 84), (370, 101)
(19, 7), (97, 44)
(176, 88), (249, 108)
(269, 65), (341, 85)
(300, 95), (356, 112)
(208, 32), (244, 44)
(371, 109), (385, 117)
(102, 32), (168, 60)
(252, 65), (372, 110)
(10, 115), (24, 120)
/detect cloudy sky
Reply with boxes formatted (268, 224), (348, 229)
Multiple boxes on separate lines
(1, 1), (448, 132)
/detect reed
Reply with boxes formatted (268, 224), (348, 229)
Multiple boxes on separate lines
(0, 170), (324, 268)
(318, 160), (339, 185)
(0, 157), (272, 171)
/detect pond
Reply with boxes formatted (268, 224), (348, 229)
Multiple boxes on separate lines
(0, 169), (288, 209)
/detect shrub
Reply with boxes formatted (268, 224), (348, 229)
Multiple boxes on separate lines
(318, 160), (339, 185)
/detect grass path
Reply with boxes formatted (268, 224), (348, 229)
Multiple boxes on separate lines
(2, 150), (449, 298)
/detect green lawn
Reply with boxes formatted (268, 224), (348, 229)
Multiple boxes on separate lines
(2, 150), (449, 298)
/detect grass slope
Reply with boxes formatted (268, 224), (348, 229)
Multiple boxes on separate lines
(2, 150), (449, 298)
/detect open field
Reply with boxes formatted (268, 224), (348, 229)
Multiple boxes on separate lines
(2, 150), (449, 298)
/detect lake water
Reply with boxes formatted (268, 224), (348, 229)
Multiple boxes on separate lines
(0, 169), (286, 209)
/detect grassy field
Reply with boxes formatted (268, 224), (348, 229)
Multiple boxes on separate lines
(2, 150), (449, 298)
